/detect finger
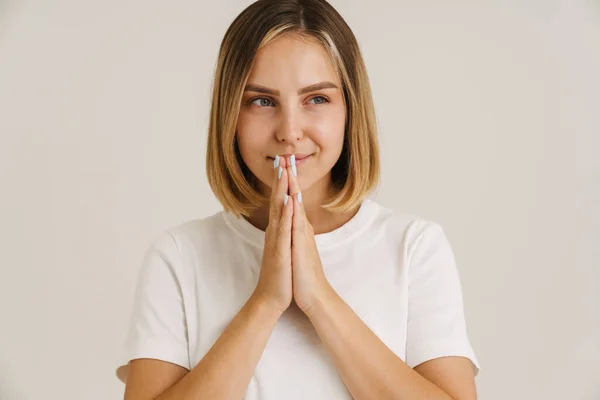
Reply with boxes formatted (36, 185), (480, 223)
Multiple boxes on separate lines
(294, 190), (305, 218)
(269, 155), (288, 225)
(292, 192), (306, 253)
(278, 191), (293, 250)
(287, 155), (301, 198)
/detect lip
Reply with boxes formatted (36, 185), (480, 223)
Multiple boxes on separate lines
(268, 153), (314, 164)
(294, 154), (312, 165)
(269, 153), (312, 159)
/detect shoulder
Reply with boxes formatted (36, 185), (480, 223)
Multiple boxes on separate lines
(159, 210), (227, 251)
(140, 210), (229, 271)
(367, 199), (445, 253)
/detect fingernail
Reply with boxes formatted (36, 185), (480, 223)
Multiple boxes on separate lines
(278, 166), (282, 179)
(291, 155), (297, 177)
(284, 194), (289, 206)
(273, 155), (279, 168)
(297, 192), (302, 203)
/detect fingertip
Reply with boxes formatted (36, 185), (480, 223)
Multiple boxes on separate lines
(281, 194), (294, 226)
(293, 195), (300, 220)
(296, 193), (306, 219)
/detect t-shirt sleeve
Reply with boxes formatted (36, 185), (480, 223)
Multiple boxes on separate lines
(115, 231), (190, 384)
(405, 222), (481, 376)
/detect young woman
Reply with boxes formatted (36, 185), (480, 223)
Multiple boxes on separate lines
(116, 1), (481, 399)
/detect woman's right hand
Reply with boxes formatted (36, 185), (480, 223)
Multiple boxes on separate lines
(253, 155), (293, 315)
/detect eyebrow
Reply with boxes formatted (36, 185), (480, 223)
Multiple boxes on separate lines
(243, 81), (339, 96)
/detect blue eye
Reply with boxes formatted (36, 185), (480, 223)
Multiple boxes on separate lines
(308, 96), (329, 105)
(249, 96), (329, 107)
(250, 98), (275, 107)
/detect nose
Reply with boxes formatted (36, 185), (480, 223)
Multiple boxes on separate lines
(276, 107), (303, 143)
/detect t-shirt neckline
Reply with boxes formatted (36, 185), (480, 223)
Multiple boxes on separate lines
(221, 198), (378, 252)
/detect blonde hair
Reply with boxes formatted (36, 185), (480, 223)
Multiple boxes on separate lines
(206, 0), (380, 218)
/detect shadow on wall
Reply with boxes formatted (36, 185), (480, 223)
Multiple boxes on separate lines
(0, 370), (24, 400)
(0, 1), (19, 44)
(593, 0), (600, 17)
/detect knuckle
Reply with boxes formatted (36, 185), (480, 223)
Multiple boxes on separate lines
(278, 224), (290, 235)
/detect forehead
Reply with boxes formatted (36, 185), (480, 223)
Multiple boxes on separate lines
(248, 34), (340, 87)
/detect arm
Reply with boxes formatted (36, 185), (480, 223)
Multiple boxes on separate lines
(125, 294), (282, 400)
(307, 288), (477, 400)
(125, 160), (295, 399)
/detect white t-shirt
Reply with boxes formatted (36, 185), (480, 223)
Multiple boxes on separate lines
(116, 198), (480, 398)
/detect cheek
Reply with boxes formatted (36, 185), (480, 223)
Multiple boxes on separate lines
(236, 112), (271, 159)
(310, 108), (346, 152)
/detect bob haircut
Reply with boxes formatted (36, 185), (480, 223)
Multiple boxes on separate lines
(206, 0), (380, 218)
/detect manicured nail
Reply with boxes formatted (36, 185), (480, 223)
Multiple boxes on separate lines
(297, 192), (302, 203)
(273, 155), (279, 168)
(284, 194), (289, 206)
(290, 154), (297, 177)
(278, 166), (283, 179)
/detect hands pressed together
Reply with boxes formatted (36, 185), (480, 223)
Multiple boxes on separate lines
(253, 155), (333, 318)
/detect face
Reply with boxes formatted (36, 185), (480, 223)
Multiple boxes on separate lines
(236, 34), (346, 198)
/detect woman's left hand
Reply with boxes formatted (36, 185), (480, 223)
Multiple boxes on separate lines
(286, 156), (334, 317)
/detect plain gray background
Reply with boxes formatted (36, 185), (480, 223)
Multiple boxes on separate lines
(1, 1), (598, 399)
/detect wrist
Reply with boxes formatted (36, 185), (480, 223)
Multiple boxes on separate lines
(249, 293), (285, 322)
(305, 284), (339, 320)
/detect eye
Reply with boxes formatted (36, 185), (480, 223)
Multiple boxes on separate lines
(250, 97), (275, 107)
(308, 96), (329, 105)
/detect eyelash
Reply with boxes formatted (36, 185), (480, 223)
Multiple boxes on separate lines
(248, 95), (330, 107)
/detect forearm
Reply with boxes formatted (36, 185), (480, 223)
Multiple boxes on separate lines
(157, 294), (282, 400)
(307, 289), (453, 400)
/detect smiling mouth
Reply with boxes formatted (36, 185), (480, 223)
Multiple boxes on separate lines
(267, 154), (313, 161)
